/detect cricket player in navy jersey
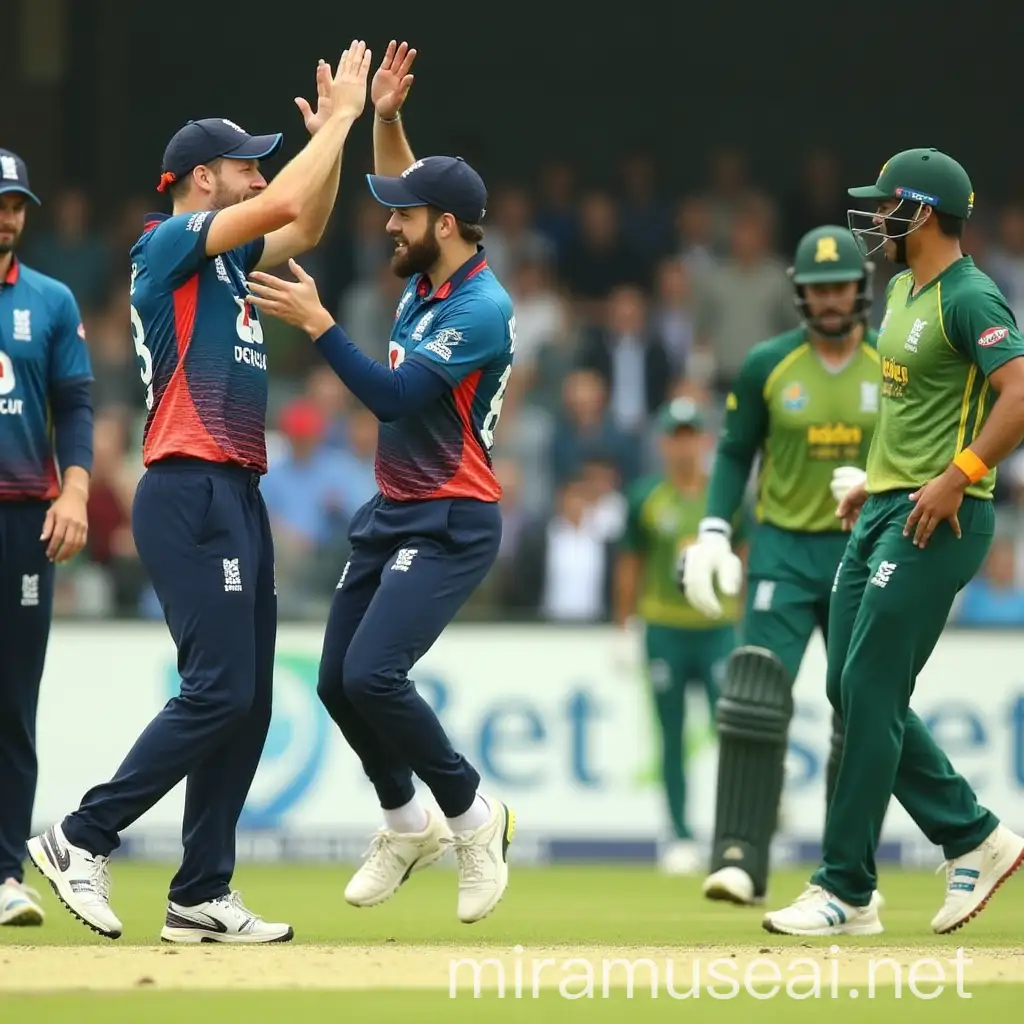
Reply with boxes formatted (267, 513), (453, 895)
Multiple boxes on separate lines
(29, 43), (374, 942)
(247, 41), (514, 925)
(0, 150), (93, 928)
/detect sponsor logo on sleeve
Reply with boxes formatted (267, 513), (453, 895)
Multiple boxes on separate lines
(977, 326), (1010, 347)
(423, 328), (463, 362)
(186, 211), (209, 233)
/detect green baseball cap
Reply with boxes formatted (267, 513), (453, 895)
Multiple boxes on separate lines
(658, 397), (705, 433)
(790, 225), (867, 284)
(848, 148), (974, 219)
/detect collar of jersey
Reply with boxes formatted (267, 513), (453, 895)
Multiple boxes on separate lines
(143, 211), (171, 233)
(415, 246), (488, 301)
(2, 257), (19, 287)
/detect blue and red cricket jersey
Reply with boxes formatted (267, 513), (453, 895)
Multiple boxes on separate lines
(381, 249), (515, 501)
(129, 211), (269, 471)
(0, 258), (92, 499)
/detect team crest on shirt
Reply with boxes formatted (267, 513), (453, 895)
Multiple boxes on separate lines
(905, 318), (927, 353)
(782, 382), (808, 412)
(12, 309), (30, 342)
(389, 341), (406, 369)
(411, 309), (436, 341)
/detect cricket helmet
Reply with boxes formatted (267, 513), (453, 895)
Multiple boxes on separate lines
(787, 225), (873, 339)
(847, 148), (974, 257)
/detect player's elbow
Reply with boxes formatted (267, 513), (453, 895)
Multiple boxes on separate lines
(273, 195), (303, 228)
(991, 357), (1024, 407)
(260, 190), (301, 230)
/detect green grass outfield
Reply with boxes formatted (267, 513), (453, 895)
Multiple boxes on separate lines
(1, 862), (1022, 1022)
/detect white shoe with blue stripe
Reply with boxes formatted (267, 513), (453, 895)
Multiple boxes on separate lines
(0, 878), (44, 926)
(930, 824), (1024, 934)
(762, 884), (883, 936)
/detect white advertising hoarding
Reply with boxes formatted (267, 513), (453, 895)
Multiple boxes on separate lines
(31, 624), (1024, 862)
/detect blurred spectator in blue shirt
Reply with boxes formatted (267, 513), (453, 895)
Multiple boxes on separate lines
(481, 185), (553, 284)
(332, 405), (380, 519)
(303, 365), (352, 450)
(576, 284), (675, 436)
(262, 399), (359, 611)
(24, 187), (110, 313)
(955, 536), (1024, 626)
(618, 151), (674, 278)
(560, 192), (643, 322)
(534, 159), (578, 264)
(550, 369), (641, 489)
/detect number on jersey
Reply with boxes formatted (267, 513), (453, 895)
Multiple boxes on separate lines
(480, 364), (512, 450)
(130, 303), (154, 410)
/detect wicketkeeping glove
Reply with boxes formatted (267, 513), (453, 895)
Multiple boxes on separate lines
(830, 466), (868, 506)
(677, 518), (743, 619)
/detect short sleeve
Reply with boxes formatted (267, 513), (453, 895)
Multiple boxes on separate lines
(145, 211), (216, 286)
(49, 285), (93, 385)
(409, 297), (510, 385)
(943, 278), (1024, 377)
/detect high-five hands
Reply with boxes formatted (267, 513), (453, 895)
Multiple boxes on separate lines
(295, 59), (335, 135)
(371, 40), (417, 120)
(331, 41), (373, 122)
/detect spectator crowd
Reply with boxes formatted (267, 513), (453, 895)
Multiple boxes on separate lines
(23, 149), (1024, 625)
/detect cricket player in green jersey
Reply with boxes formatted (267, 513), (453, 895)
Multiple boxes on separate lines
(679, 225), (880, 907)
(764, 148), (1024, 938)
(615, 397), (745, 875)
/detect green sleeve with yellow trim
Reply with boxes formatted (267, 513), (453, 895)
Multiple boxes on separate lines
(618, 474), (661, 553)
(942, 275), (1024, 377)
(705, 343), (777, 524)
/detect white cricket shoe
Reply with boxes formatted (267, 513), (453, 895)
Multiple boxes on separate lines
(659, 840), (703, 876)
(931, 824), (1024, 934)
(160, 890), (293, 944)
(703, 865), (759, 905)
(344, 810), (448, 908)
(0, 878), (45, 926)
(27, 824), (122, 939)
(442, 797), (514, 924)
(762, 883), (883, 936)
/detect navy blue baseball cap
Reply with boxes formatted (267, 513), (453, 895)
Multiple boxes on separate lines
(366, 156), (487, 224)
(158, 117), (283, 192)
(0, 150), (41, 205)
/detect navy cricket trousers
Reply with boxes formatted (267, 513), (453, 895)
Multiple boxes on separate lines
(317, 495), (500, 818)
(62, 458), (276, 906)
(0, 502), (55, 882)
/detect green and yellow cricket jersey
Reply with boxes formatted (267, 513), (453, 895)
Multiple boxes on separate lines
(869, 256), (1024, 500)
(621, 475), (745, 628)
(706, 327), (880, 533)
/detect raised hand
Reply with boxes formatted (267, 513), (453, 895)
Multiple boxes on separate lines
(371, 40), (417, 120)
(295, 59), (334, 136)
(248, 260), (334, 338)
(331, 40), (373, 120)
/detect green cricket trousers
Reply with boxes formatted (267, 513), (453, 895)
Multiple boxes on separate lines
(812, 490), (999, 905)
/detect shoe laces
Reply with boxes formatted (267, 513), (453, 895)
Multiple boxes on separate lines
(89, 855), (112, 902)
(441, 834), (487, 884)
(216, 889), (264, 922)
(361, 829), (406, 879)
(793, 884), (828, 905)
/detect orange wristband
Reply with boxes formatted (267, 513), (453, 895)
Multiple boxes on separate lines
(953, 448), (990, 484)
